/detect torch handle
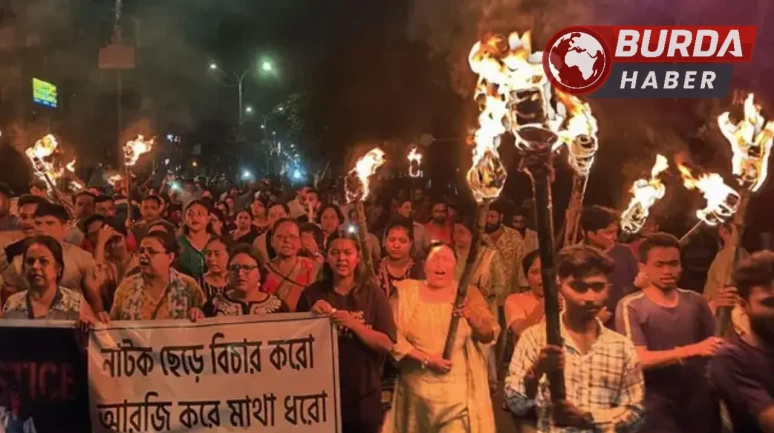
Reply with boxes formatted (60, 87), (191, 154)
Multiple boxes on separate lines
(355, 201), (375, 279)
(125, 166), (133, 223)
(526, 149), (566, 402)
(41, 172), (76, 220)
(442, 202), (489, 360)
(716, 190), (751, 337)
(561, 174), (588, 248)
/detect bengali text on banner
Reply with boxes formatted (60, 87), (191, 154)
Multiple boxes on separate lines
(88, 313), (341, 433)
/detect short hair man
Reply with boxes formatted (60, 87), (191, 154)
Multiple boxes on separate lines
(506, 245), (645, 432)
(94, 195), (116, 219)
(616, 233), (728, 433)
(580, 205), (639, 327)
(709, 251), (774, 433)
(424, 199), (452, 245)
(484, 201), (527, 293)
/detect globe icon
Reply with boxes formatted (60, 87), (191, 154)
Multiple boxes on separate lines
(547, 31), (606, 92)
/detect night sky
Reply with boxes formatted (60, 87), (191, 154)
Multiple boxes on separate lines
(1, 0), (774, 248)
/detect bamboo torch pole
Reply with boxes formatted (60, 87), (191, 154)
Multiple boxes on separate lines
(522, 141), (565, 401)
(715, 189), (750, 337)
(443, 200), (489, 359)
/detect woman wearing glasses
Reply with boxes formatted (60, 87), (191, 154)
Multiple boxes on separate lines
(110, 231), (206, 321)
(203, 245), (288, 316)
(263, 219), (319, 312)
(296, 230), (396, 433)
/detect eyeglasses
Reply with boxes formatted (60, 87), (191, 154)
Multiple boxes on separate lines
(568, 281), (610, 293)
(229, 264), (259, 274)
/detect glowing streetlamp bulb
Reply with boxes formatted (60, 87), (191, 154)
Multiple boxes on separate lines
(192, 161), (198, 167)
(278, 106), (284, 112)
(245, 106), (254, 114)
(261, 124), (266, 129)
(262, 61), (273, 72)
(209, 63), (217, 70)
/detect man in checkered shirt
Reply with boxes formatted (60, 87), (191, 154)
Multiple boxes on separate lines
(505, 245), (645, 432)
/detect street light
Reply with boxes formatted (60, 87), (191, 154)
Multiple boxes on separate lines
(245, 105), (254, 114)
(261, 61), (273, 72)
(209, 63), (218, 70)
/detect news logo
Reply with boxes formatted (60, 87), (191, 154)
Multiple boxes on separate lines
(543, 26), (757, 98)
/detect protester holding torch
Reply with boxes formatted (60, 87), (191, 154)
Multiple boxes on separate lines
(713, 93), (773, 336)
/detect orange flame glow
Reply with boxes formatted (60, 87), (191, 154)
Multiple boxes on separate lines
(555, 90), (599, 176)
(717, 93), (774, 193)
(124, 135), (154, 167)
(621, 155), (669, 233)
(345, 148), (386, 203)
(25, 134), (60, 188)
(107, 174), (124, 187)
(407, 146), (422, 178)
(678, 164), (740, 225)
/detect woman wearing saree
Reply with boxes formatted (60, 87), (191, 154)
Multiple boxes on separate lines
(384, 243), (499, 433)
(262, 219), (319, 311)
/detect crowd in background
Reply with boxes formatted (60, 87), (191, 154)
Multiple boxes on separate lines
(0, 175), (772, 433)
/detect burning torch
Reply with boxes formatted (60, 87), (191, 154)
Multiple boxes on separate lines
(713, 93), (773, 335)
(123, 135), (154, 222)
(407, 146), (423, 178)
(621, 155), (669, 234)
(344, 148), (386, 279)
(442, 39), (510, 360)
(25, 134), (76, 217)
(555, 90), (599, 247)
(469, 30), (566, 400)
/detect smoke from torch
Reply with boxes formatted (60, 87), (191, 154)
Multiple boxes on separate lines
(621, 154), (669, 234)
(717, 93), (774, 193)
(677, 163), (740, 226)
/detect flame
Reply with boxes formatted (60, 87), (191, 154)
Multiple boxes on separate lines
(407, 146), (423, 178)
(468, 31), (559, 154)
(25, 134), (61, 189)
(124, 135), (154, 167)
(677, 163), (740, 225)
(717, 93), (774, 193)
(345, 148), (386, 203)
(107, 174), (124, 187)
(555, 89), (599, 176)
(621, 155), (669, 234)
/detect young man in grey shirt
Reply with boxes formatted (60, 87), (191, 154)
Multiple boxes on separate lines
(616, 233), (735, 433)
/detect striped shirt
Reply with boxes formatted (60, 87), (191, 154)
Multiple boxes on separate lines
(505, 318), (645, 433)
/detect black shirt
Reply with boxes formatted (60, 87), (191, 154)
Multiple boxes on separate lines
(296, 280), (397, 425)
(709, 335), (774, 433)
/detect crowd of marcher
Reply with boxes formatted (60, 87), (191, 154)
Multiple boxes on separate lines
(0, 176), (772, 433)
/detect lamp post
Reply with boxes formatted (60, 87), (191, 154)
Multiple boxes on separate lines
(208, 59), (275, 126)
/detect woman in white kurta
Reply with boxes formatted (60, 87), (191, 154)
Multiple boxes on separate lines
(384, 243), (499, 433)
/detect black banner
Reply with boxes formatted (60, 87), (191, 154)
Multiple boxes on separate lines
(0, 323), (90, 433)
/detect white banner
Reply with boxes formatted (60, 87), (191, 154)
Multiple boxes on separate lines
(88, 313), (341, 433)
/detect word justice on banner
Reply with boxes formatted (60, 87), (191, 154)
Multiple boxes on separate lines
(88, 314), (341, 433)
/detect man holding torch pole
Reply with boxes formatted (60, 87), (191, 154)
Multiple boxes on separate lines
(505, 245), (645, 431)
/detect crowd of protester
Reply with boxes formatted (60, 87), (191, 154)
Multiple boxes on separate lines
(0, 175), (772, 433)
